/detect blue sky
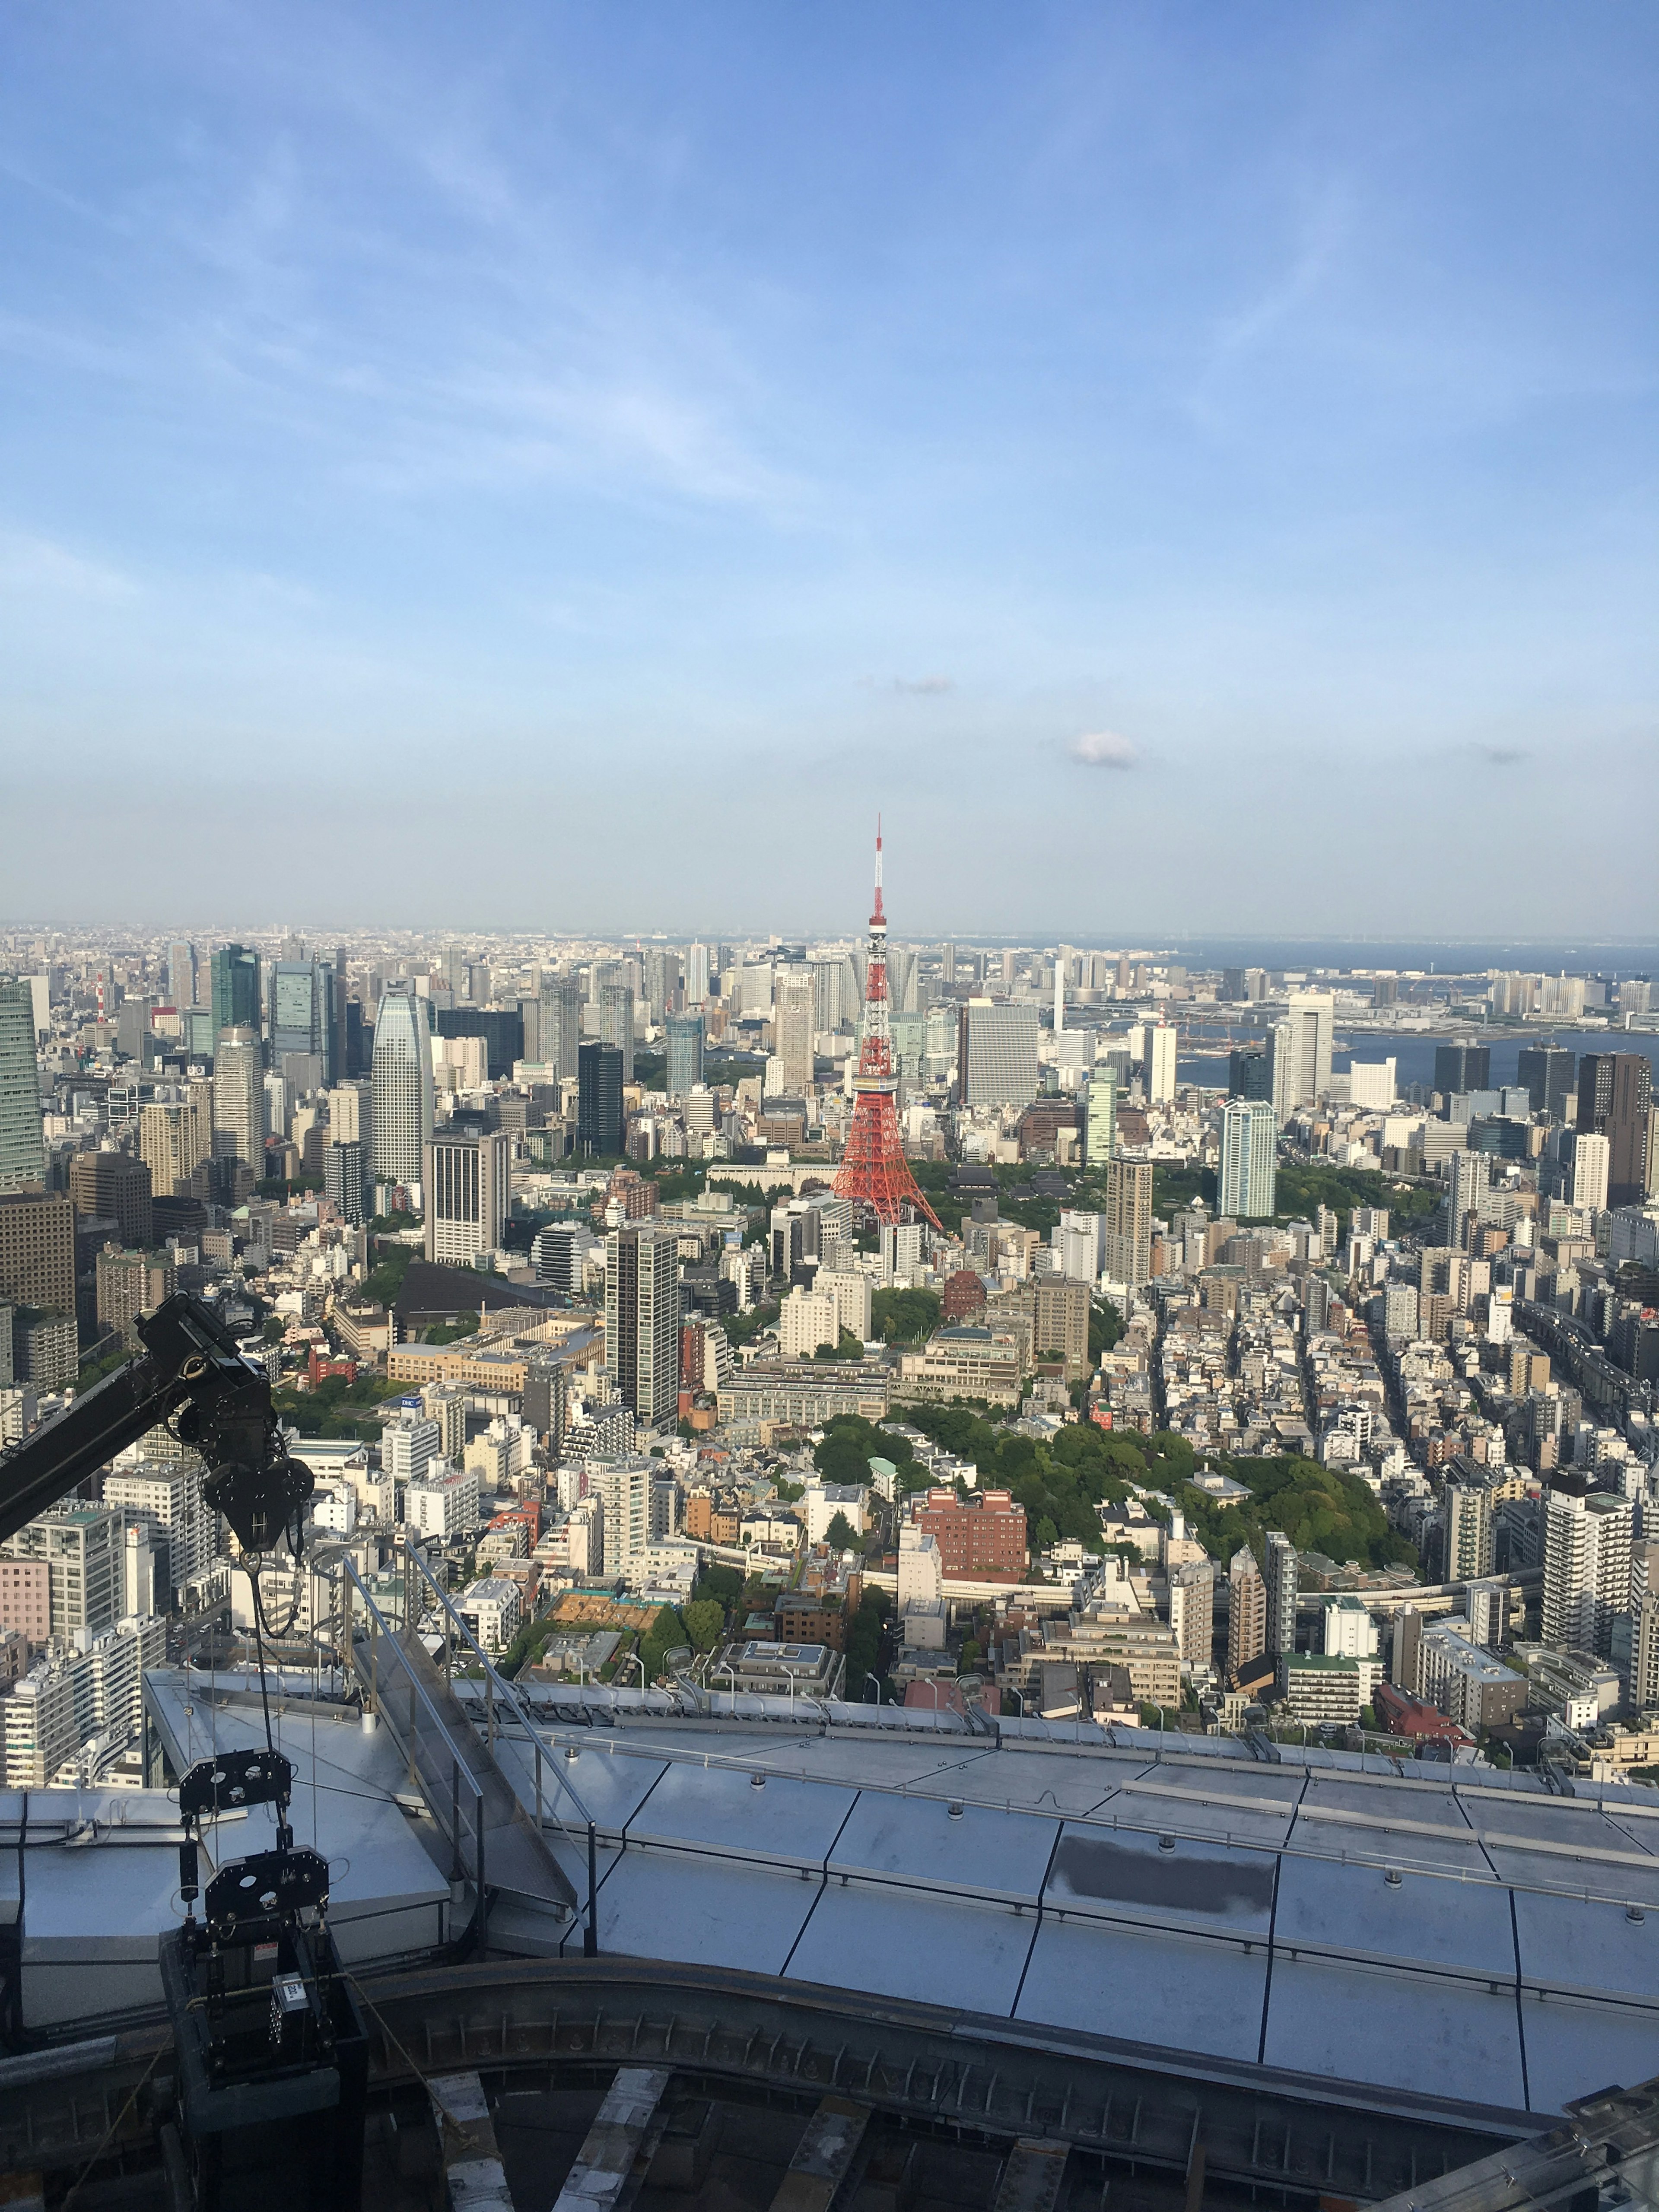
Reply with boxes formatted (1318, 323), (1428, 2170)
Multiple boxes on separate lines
(1, 3), (1654, 935)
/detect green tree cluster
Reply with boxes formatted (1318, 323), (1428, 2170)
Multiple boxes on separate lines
(871, 1287), (941, 1344)
(425, 1311), (480, 1346)
(812, 1415), (919, 1491)
(362, 1243), (415, 1308)
(1172, 1453), (1415, 1570)
(271, 1370), (402, 1441)
(812, 1327), (867, 1361)
(844, 1586), (890, 1697)
(724, 1300), (779, 1348)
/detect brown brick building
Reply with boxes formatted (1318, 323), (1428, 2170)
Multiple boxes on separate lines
(915, 1487), (1027, 1577)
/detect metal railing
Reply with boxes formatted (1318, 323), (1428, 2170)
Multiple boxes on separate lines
(335, 1555), (489, 1945)
(400, 1542), (601, 1956)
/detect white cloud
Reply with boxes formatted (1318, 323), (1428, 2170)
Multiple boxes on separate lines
(1069, 729), (1139, 769)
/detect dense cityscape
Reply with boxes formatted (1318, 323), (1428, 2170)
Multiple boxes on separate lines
(3, 866), (1656, 1799)
(3, 6), (1655, 2200)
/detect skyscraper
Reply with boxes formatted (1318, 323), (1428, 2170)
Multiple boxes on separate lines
(209, 945), (261, 1038)
(1433, 1042), (1491, 1099)
(1103, 1158), (1153, 1288)
(325, 1140), (366, 1227)
(1083, 1068), (1117, 1165)
(772, 968), (816, 1097)
(1576, 1052), (1654, 1208)
(1147, 1023), (1178, 1105)
(957, 1000), (1039, 1107)
(166, 941), (197, 1011)
(1282, 992), (1334, 1106)
(139, 1099), (209, 1200)
(211, 1028), (267, 1175)
(1572, 1132), (1610, 1214)
(0, 979), (47, 1194)
(423, 1119), (510, 1265)
(1445, 1148), (1490, 1250)
(269, 960), (336, 1084)
(664, 1013), (705, 1097)
(605, 1226), (679, 1432)
(1517, 1044), (1575, 1122)
(67, 1150), (153, 1249)
(598, 984), (636, 1082)
(1228, 1043), (1274, 1103)
(578, 1042), (624, 1156)
(683, 943), (711, 1006)
(538, 976), (582, 1082)
(1218, 1100), (1277, 1220)
(370, 988), (434, 1194)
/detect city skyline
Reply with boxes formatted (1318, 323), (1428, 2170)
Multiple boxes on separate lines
(2, 5), (1654, 931)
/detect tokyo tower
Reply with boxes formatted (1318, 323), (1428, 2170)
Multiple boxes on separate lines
(834, 825), (944, 1232)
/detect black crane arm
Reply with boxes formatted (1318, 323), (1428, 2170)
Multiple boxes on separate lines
(0, 1291), (313, 1555)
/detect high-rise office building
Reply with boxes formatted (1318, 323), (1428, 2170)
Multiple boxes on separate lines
(1282, 992), (1334, 1106)
(1433, 1042), (1491, 1099)
(684, 944), (711, 1006)
(0, 979), (46, 1195)
(578, 1042), (624, 1157)
(1265, 1530), (1297, 1657)
(269, 960), (336, 1084)
(1576, 1053), (1654, 1208)
(605, 1226), (679, 1432)
(957, 1001), (1039, 1107)
(0, 1190), (74, 1332)
(642, 947), (682, 1025)
(325, 1140), (366, 1227)
(423, 1119), (510, 1265)
(211, 1027), (267, 1175)
(1218, 1100), (1277, 1220)
(209, 945), (261, 1039)
(166, 941), (197, 1012)
(327, 1079), (373, 1153)
(0, 1506), (121, 1640)
(1228, 1546), (1267, 1681)
(1083, 1068), (1117, 1165)
(1517, 1045), (1575, 1123)
(664, 1013), (705, 1098)
(67, 1150), (153, 1249)
(598, 984), (636, 1082)
(1228, 1043), (1274, 1103)
(370, 988), (434, 1193)
(537, 977), (582, 1082)
(1541, 1476), (1634, 1658)
(1103, 1157), (1154, 1288)
(773, 968), (816, 1097)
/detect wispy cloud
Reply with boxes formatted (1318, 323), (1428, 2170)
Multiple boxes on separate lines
(1069, 729), (1140, 769)
(1473, 742), (1528, 768)
(892, 674), (954, 695)
(0, 530), (136, 600)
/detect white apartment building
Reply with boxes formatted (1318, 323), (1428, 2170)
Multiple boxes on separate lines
(586, 1459), (655, 1573)
(1542, 1478), (1634, 1658)
(779, 1287), (840, 1359)
(104, 1458), (216, 1588)
(382, 1413), (442, 1489)
(458, 1576), (521, 1654)
(405, 1462), (481, 1545)
(815, 1268), (874, 1341)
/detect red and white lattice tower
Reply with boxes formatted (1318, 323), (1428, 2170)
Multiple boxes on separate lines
(834, 825), (944, 1231)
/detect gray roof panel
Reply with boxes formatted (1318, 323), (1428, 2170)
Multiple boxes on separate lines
(827, 1792), (1059, 1905)
(1043, 1821), (1277, 1938)
(1262, 1955), (1526, 2112)
(1016, 1920), (1268, 2063)
(786, 1884), (1037, 2012)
